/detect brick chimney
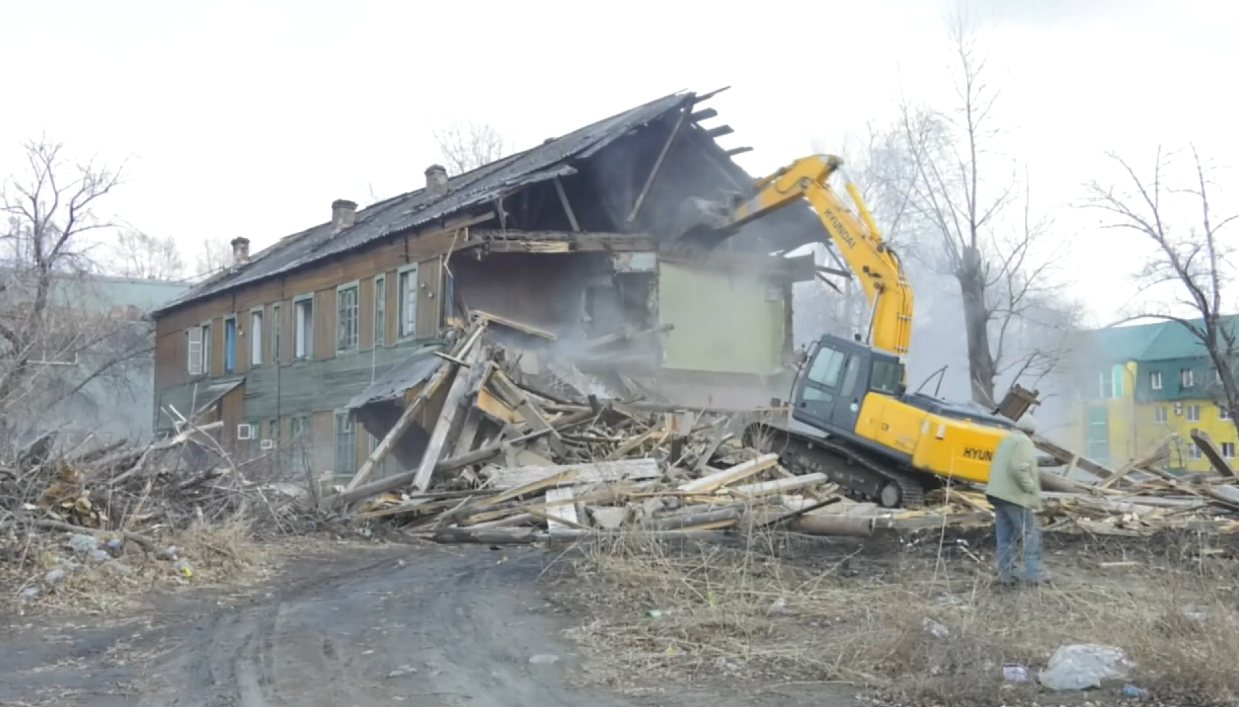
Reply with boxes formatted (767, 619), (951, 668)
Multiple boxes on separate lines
(331, 199), (357, 234)
(425, 164), (448, 198)
(229, 237), (250, 266)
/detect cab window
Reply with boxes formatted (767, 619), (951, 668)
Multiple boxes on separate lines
(870, 360), (903, 394)
(806, 347), (846, 387)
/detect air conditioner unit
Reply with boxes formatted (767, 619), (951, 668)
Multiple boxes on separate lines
(260, 438), (275, 451)
(236, 423), (254, 440)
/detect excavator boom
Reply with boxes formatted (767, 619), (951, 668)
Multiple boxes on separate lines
(668, 153), (1013, 510)
(672, 155), (914, 357)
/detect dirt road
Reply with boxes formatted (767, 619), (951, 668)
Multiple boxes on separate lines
(2, 543), (854, 707)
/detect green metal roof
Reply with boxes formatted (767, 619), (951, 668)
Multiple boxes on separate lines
(48, 274), (190, 313)
(1077, 315), (1239, 363)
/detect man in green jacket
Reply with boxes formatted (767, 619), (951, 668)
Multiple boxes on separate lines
(985, 414), (1048, 586)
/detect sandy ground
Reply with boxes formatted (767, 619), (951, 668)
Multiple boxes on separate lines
(0, 540), (859, 707)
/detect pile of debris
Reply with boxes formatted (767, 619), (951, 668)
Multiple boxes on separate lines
(321, 316), (898, 543)
(324, 315), (1239, 543)
(886, 433), (1239, 537)
(0, 412), (310, 599)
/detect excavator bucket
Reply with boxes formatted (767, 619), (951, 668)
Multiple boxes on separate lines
(659, 196), (739, 258)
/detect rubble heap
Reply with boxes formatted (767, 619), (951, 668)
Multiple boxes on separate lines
(325, 314), (1239, 543)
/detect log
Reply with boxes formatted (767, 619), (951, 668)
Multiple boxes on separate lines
(432, 525), (538, 544)
(747, 511), (874, 536)
(787, 514), (875, 537)
(678, 453), (779, 493)
(650, 507), (742, 530)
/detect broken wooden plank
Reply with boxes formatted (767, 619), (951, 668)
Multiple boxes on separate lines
(1034, 436), (1116, 481)
(627, 105), (689, 224)
(730, 473), (828, 497)
(542, 487), (579, 532)
(485, 458), (658, 490)
(472, 310), (557, 341)
(1097, 433), (1178, 489)
(677, 453), (779, 494)
(552, 176), (580, 232)
(489, 370), (564, 454)
(411, 342), (488, 492)
(1191, 429), (1237, 478)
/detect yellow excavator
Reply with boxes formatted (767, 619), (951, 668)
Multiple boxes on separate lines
(667, 154), (1018, 508)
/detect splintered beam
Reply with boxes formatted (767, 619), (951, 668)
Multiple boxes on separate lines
(725, 146), (753, 157)
(690, 108), (718, 122)
(704, 125), (734, 139)
(626, 106), (689, 224)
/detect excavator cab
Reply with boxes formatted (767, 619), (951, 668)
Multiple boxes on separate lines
(791, 334), (905, 440)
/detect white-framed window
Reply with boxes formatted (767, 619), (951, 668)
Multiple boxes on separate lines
(1150, 371), (1163, 390)
(1222, 442), (1236, 459)
(1181, 368), (1195, 388)
(250, 310), (263, 367)
(1095, 365), (1123, 400)
(294, 296), (314, 359)
(374, 274), (387, 347)
(334, 411), (356, 476)
(1154, 406), (1168, 424)
(271, 303), (282, 362)
(1189, 444), (1203, 461)
(186, 323), (210, 376)
(398, 265), (418, 338)
(1187, 404), (1202, 422)
(337, 283), (360, 353)
(223, 316), (237, 373)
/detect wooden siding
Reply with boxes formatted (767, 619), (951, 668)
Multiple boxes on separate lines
(153, 221), (471, 389)
(417, 257), (443, 339)
(241, 338), (439, 420)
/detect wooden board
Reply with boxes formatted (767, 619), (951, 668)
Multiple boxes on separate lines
(677, 453), (778, 493)
(543, 488), (579, 532)
(484, 458), (659, 491)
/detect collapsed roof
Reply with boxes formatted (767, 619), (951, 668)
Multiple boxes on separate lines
(156, 88), (824, 315)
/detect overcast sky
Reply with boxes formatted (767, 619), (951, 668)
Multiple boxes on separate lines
(1, 0), (1234, 326)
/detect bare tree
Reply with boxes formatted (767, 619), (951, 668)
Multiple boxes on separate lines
(0, 138), (154, 447)
(193, 237), (234, 280)
(1084, 146), (1239, 437)
(431, 119), (511, 175)
(106, 229), (186, 280)
(891, 11), (1074, 405)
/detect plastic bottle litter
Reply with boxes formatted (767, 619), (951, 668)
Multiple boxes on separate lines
(1122, 685), (1149, 700)
(645, 609), (671, 618)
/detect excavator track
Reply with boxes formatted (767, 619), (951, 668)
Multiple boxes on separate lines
(745, 423), (929, 509)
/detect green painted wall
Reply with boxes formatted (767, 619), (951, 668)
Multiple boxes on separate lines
(657, 261), (783, 375)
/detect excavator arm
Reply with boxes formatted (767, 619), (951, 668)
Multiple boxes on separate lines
(671, 155), (914, 357)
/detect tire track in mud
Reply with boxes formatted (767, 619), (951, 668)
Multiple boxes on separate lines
(143, 547), (629, 707)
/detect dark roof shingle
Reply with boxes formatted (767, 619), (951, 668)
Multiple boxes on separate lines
(157, 91), (697, 314)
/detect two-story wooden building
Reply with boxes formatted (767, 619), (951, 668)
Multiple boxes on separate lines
(149, 89), (823, 477)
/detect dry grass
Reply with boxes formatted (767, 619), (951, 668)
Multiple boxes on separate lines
(1, 515), (287, 615)
(558, 529), (1239, 706)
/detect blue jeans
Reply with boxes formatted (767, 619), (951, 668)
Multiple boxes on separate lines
(987, 495), (1045, 583)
